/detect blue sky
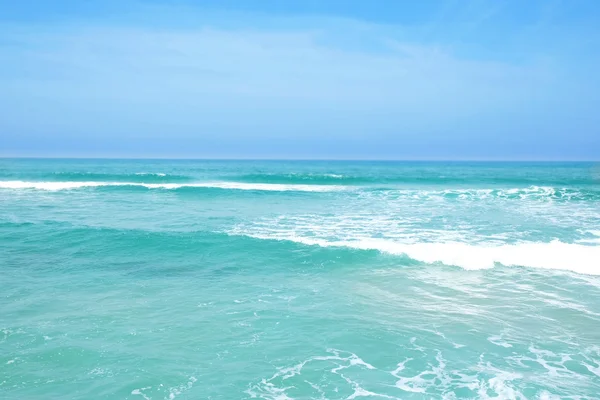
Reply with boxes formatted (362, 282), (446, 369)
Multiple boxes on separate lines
(1, 0), (599, 159)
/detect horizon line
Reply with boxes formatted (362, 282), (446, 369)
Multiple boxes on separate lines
(1, 156), (599, 163)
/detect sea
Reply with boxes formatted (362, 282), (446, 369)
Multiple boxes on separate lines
(1, 159), (600, 399)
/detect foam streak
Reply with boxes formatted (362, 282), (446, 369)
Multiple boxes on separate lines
(232, 233), (600, 275)
(0, 181), (346, 192)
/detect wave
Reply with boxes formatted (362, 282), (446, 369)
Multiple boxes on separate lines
(229, 232), (600, 275)
(44, 172), (191, 183)
(0, 180), (347, 192)
(4, 217), (599, 275)
(2, 180), (599, 200)
(234, 172), (360, 185)
(366, 186), (600, 201)
(231, 170), (600, 187)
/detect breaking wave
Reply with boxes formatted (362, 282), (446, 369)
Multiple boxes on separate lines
(229, 231), (600, 275)
(0, 180), (347, 192)
(1, 180), (598, 200)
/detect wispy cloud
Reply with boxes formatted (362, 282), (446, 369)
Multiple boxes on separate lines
(0, 4), (598, 159)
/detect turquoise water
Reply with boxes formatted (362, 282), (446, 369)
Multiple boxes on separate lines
(2, 159), (600, 399)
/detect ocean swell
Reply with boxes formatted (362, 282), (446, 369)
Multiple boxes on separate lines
(229, 232), (600, 275)
(0, 181), (347, 192)
(1, 180), (599, 200)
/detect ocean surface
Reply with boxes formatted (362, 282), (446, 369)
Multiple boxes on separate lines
(1, 159), (600, 400)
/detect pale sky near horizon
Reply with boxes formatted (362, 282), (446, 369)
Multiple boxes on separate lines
(1, 0), (599, 160)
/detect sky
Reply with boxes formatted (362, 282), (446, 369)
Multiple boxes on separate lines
(0, 0), (599, 160)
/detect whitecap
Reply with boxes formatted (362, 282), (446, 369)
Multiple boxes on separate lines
(134, 172), (166, 176)
(0, 180), (347, 192)
(229, 230), (600, 275)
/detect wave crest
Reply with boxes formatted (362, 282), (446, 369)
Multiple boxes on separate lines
(367, 186), (600, 201)
(0, 180), (347, 192)
(229, 232), (600, 275)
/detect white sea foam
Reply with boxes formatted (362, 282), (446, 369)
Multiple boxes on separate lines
(192, 182), (346, 192)
(134, 172), (166, 176)
(247, 349), (383, 400)
(248, 343), (598, 399)
(0, 181), (346, 192)
(130, 387), (151, 400)
(1, 180), (595, 202)
(370, 185), (594, 201)
(488, 335), (513, 348)
(168, 376), (197, 400)
(579, 230), (600, 244)
(232, 231), (600, 275)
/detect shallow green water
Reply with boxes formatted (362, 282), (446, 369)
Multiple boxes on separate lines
(1, 159), (600, 399)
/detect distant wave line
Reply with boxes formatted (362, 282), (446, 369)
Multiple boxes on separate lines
(0, 180), (347, 192)
(0, 181), (598, 199)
